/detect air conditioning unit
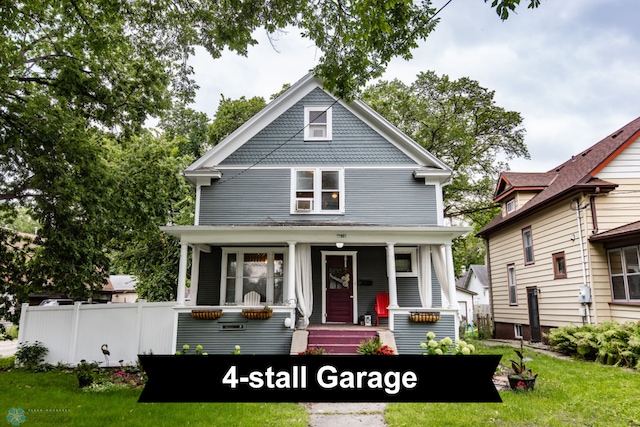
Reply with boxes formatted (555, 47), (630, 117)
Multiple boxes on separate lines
(296, 199), (313, 211)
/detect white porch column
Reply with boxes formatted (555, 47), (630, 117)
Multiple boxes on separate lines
(187, 245), (200, 306)
(176, 243), (189, 305)
(287, 241), (297, 307)
(386, 242), (399, 308)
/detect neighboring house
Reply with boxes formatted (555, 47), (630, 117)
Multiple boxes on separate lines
(457, 264), (490, 316)
(478, 116), (640, 342)
(161, 73), (469, 355)
(455, 286), (477, 327)
(106, 275), (139, 303)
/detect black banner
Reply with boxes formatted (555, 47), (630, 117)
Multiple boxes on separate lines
(138, 355), (502, 403)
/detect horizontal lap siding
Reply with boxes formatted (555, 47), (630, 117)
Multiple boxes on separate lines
(393, 314), (456, 355)
(199, 169), (437, 226)
(176, 312), (294, 355)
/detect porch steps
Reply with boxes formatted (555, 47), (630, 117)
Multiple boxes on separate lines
(305, 328), (379, 355)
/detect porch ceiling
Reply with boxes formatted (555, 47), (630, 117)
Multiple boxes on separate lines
(160, 224), (470, 245)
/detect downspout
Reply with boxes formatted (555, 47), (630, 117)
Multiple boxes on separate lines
(572, 197), (591, 324)
(484, 238), (496, 339)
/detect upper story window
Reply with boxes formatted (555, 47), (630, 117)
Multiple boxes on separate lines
(506, 199), (515, 213)
(522, 226), (534, 265)
(304, 106), (332, 140)
(292, 168), (344, 214)
(608, 246), (640, 302)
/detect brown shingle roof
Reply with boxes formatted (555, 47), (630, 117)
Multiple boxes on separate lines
(590, 220), (640, 243)
(478, 116), (640, 237)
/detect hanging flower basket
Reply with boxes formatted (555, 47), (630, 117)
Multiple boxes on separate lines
(191, 310), (223, 320)
(409, 311), (441, 323)
(241, 308), (273, 320)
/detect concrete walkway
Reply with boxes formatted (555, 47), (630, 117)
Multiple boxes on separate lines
(302, 402), (387, 427)
(0, 340), (17, 358)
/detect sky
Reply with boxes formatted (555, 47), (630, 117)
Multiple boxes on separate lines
(186, 0), (640, 174)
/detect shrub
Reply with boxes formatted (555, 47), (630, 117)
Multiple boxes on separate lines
(299, 347), (328, 355)
(0, 356), (15, 371)
(357, 337), (395, 355)
(15, 341), (48, 371)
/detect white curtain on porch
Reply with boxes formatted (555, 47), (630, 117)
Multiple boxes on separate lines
(295, 243), (313, 327)
(431, 244), (450, 307)
(417, 245), (432, 308)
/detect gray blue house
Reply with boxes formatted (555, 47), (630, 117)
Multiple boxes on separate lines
(161, 73), (469, 355)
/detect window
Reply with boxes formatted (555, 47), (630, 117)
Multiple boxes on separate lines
(292, 168), (344, 214)
(608, 246), (640, 302)
(394, 248), (417, 277)
(304, 106), (332, 140)
(552, 252), (567, 279)
(522, 226), (534, 265)
(221, 249), (285, 305)
(507, 264), (517, 305)
(506, 199), (515, 213)
(514, 324), (523, 339)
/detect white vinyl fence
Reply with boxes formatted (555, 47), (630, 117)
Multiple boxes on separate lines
(18, 302), (175, 366)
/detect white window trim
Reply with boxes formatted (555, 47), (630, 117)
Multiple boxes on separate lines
(219, 247), (287, 306)
(514, 324), (523, 339)
(506, 198), (515, 213)
(304, 106), (332, 141)
(395, 247), (417, 277)
(291, 168), (345, 214)
(508, 264), (517, 306)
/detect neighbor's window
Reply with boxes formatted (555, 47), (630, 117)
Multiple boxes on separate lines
(394, 248), (417, 277)
(506, 199), (515, 213)
(507, 264), (517, 305)
(221, 249), (285, 305)
(304, 106), (332, 140)
(514, 324), (523, 339)
(292, 168), (344, 214)
(522, 226), (535, 265)
(608, 246), (640, 302)
(553, 252), (567, 279)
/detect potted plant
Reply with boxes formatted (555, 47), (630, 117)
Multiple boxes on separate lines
(241, 305), (273, 319)
(508, 340), (537, 391)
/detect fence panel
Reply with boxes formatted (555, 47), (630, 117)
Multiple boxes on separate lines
(17, 302), (175, 366)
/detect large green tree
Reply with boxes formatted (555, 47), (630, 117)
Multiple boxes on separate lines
(362, 72), (529, 274)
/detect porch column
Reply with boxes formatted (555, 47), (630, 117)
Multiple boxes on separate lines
(287, 241), (296, 307)
(444, 243), (458, 311)
(386, 242), (399, 308)
(187, 245), (200, 306)
(176, 243), (189, 305)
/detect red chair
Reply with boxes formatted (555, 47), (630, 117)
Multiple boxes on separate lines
(374, 292), (389, 326)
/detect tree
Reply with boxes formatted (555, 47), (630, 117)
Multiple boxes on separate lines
(207, 96), (267, 147)
(362, 72), (529, 273)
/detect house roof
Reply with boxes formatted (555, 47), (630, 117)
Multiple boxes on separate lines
(478, 116), (640, 237)
(457, 264), (488, 289)
(185, 73), (452, 184)
(589, 220), (640, 243)
(107, 275), (137, 292)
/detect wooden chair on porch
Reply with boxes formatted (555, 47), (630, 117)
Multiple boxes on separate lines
(243, 291), (261, 306)
(374, 291), (389, 326)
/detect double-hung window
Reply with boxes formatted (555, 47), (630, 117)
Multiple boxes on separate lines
(292, 168), (344, 214)
(221, 249), (285, 305)
(507, 264), (517, 305)
(304, 106), (332, 140)
(608, 246), (640, 302)
(522, 226), (535, 265)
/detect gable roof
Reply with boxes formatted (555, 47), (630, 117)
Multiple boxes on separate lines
(478, 116), (640, 237)
(185, 73), (452, 183)
(458, 264), (488, 289)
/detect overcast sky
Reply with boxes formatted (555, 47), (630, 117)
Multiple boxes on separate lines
(187, 0), (639, 173)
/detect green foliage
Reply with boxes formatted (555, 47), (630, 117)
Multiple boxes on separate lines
(15, 341), (48, 371)
(75, 360), (100, 388)
(299, 347), (328, 355)
(0, 356), (15, 371)
(547, 321), (640, 371)
(487, 0), (542, 20)
(176, 344), (207, 356)
(207, 95), (267, 146)
(509, 341), (537, 379)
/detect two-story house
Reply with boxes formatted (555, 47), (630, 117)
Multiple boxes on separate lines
(478, 116), (640, 342)
(161, 73), (469, 355)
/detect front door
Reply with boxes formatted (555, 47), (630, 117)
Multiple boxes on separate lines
(527, 287), (541, 342)
(325, 254), (354, 323)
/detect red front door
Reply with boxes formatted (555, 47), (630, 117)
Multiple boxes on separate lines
(325, 254), (354, 323)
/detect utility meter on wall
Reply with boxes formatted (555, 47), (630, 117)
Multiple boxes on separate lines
(578, 285), (592, 303)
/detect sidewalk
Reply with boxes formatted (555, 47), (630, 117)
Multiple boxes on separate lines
(302, 402), (387, 427)
(0, 340), (17, 358)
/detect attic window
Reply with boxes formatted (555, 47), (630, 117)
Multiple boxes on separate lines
(304, 106), (332, 140)
(506, 199), (515, 213)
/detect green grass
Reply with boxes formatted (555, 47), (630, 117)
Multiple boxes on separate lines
(385, 342), (640, 427)
(0, 369), (308, 426)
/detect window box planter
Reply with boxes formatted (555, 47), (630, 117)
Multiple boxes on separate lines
(409, 311), (441, 323)
(241, 308), (273, 320)
(191, 310), (223, 320)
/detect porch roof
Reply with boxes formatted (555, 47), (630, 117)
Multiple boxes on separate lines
(160, 224), (470, 246)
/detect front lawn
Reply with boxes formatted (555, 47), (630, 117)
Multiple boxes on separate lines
(385, 342), (640, 427)
(0, 369), (308, 426)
